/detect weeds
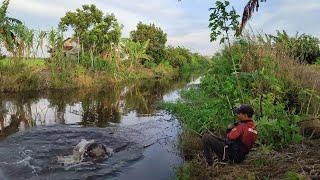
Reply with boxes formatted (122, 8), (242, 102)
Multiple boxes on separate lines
(164, 33), (320, 153)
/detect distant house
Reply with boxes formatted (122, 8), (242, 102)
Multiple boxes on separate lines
(48, 37), (80, 57)
(62, 38), (80, 56)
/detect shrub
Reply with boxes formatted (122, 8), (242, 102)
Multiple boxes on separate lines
(257, 116), (303, 148)
(270, 31), (320, 64)
(0, 61), (42, 91)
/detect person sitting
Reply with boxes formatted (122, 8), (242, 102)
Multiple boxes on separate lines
(202, 104), (258, 165)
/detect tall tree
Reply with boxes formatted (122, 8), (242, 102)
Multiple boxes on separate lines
(130, 22), (167, 64)
(59, 4), (122, 56)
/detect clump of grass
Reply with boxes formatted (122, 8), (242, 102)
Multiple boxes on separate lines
(178, 131), (202, 160)
(0, 60), (44, 92)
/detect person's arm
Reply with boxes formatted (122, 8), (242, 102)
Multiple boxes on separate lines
(227, 124), (243, 140)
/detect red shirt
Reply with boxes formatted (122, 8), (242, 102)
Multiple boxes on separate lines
(227, 120), (258, 151)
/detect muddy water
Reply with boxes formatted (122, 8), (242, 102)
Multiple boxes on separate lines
(0, 75), (201, 180)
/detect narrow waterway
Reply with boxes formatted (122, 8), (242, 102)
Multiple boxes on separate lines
(0, 75), (202, 180)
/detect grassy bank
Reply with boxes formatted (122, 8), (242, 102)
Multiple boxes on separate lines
(0, 54), (210, 92)
(1, 2), (212, 93)
(162, 35), (320, 179)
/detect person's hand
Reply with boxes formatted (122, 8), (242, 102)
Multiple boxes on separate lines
(226, 122), (239, 134)
(227, 123), (235, 129)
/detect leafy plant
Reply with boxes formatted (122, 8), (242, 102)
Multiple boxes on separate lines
(123, 38), (150, 67)
(0, 0), (25, 57)
(59, 4), (122, 56)
(269, 31), (320, 64)
(130, 22), (167, 64)
(209, 0), (239, 44)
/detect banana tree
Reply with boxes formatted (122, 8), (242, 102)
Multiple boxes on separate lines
(123, 38), (150, 68)
(0, 0), (24, 57)
(35, 30), (47, 58)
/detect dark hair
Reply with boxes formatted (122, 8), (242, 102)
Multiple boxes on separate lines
(233, 104), (254, 118)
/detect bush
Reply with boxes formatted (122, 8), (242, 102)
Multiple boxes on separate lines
(165, 47), (192, 68)
(0, 61), (42, 91)
(164, 46), (210, 73)
(257, 116), (303, 148)
(270, 31), (320, 64)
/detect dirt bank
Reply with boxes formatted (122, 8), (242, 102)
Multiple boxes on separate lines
(180, 138), (320, 180)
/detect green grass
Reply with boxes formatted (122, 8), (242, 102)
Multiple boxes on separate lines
(0, 58), (46, 68)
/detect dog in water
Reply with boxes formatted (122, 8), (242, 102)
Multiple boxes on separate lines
(58, 139), (113, 165)
(73, 139), (113, 163)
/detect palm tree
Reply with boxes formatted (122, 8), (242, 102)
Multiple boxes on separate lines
(238, 0), (267, 35)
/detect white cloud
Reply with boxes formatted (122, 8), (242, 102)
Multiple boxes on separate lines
(168, 29), (219, 55)
(9, 0), (68, 17)
(6, 0), (320, 56)
(247, 0), (320, 36)
(8, 0), (214, 54)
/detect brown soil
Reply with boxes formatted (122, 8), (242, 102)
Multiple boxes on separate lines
(180, 138), (320, 180)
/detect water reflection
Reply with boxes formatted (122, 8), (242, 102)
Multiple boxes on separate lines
(0, 74), (200, 139)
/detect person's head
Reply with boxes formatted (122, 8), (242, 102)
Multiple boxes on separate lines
(233, 104), (254, 121)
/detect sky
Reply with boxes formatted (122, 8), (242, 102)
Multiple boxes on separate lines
(6, 0), (320, 56)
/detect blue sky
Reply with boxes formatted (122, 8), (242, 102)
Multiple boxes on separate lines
(6, 0), (320, 55)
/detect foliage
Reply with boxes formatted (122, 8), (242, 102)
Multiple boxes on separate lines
(164, 46), (210, 74)
(257, 116), (303, 148)
(59, 4), (103, 37)
(163, 35), (320, 148)
(179, 0), (267, 36)
(0, 58), (45, 67)
(165, 46), (192, 68)
(154, 61), (175, 77)
(0, 3), (210, 92)
(0, 60), (43, 92)
(130, 22), (167, 64)
(0, 0), (26, 56)
(269, 31), (320, 64)
(122, 38), (150, 67)
(59, 4), (122, 55)
(209, 0), (239, 43)
(284, 171), (306, 180)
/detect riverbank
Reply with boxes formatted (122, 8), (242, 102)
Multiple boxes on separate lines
(162, 35), (320, 179)
(176, 133), (320, 179)
(0, 57), (209, 92)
